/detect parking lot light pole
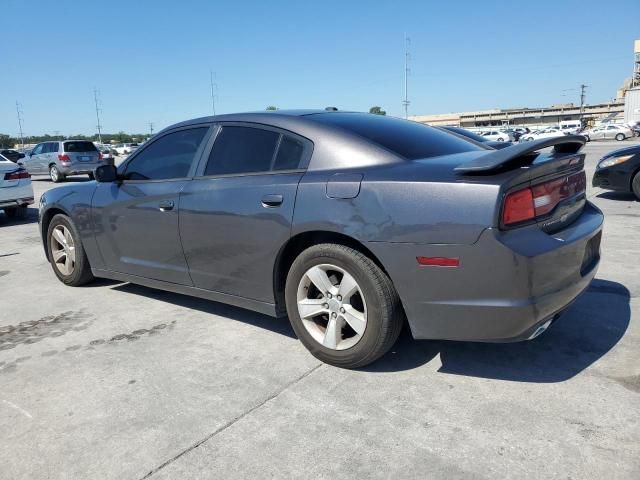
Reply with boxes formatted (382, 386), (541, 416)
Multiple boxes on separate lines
(16, 101), (25, 149)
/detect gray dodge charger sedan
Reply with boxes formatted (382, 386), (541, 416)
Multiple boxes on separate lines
(38, 111), (603, 368)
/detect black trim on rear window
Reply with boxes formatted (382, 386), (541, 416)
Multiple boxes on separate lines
(307, 112), (484, 160)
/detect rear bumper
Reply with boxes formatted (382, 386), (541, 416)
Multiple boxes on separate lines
(59, 163), (104, 175)
(0, 182), (34, 208)
(367, 202), (604, 342)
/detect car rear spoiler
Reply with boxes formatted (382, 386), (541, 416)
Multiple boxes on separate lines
(454, 135), (586, 173)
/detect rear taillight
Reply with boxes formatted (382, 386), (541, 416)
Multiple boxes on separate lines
(58, 154), (71, 163)
(503, 171), (586, 227)
(4, 169), (31, 180)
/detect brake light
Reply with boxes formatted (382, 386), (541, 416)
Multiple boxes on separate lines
(503, 188), (535, 225)
(503, 171), (586, 226)
(58, 154), (71, 163)
(4, 169), (31, 180)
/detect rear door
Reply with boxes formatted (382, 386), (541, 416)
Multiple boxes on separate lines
(179, 123), (311, 303)
(92, 125), (211, 284)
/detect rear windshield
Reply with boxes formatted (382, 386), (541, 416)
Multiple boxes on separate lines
(64, 141), (98, 153)
(308, 113), (484, 160)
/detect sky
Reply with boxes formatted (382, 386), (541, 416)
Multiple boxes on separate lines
(1, 0), (639, 137)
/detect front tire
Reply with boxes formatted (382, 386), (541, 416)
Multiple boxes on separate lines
(46, 214), (94, 286)
(49, 164), (64, 183)
(583, 135), (590, 142)
(632, 172), (640, 201)
(285, 244), (403, 368)
(615, 133), (625, 141)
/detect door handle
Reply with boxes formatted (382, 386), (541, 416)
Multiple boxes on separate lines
(261, 194), (283, 208)
(159, 200), (175, 211)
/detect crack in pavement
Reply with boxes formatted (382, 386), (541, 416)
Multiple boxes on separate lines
(140, 363), (323, 479)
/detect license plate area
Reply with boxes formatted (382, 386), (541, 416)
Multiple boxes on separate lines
(580, 231), (601, 276)
(79, 156), (92, 162)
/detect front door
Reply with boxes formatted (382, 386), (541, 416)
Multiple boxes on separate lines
(92, 126), (211, 284)
(23, 143), (44, 174)
(179, 124), (311, 303)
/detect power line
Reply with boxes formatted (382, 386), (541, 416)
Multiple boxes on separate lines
(15, 101), (24, 148)
(94, 88), (103, 144)
(402, 35), (411, 119)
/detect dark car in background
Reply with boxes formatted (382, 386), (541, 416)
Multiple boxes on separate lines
(592, 144), (640, 200)
(38, 111), (602, 368)
(441, 126), (513, 149)
(0, 149), (25, 162)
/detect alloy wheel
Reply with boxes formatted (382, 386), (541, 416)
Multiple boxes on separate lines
(50, 225), (76, 276)
(296, 263), (367, 350)
(50, 165), (59, 182)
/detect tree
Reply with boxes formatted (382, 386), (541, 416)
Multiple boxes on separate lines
(0, 134), (15, 148)
(266, 106), (278, 111)
(369, 106), (386, 115)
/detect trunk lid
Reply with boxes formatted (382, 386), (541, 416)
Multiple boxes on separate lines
(455, 136), (587, 233)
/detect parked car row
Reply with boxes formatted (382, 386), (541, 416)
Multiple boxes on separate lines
(18, 140), (106, 182)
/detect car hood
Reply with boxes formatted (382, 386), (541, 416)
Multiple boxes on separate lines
(600, 144), (640, 159)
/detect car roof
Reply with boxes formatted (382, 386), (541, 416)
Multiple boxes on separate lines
(167, 110), (353, 129)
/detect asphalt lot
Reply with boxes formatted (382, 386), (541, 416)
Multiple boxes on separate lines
(1, 140), (639, 479)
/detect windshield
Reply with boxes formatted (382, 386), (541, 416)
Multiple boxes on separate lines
(307, 113), (484, 160)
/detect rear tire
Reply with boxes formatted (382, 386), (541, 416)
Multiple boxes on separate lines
(285, 243), (404, 369)
(632, 172), (640, 201)
(4, 205), (27, 218)
(46, 214), (94, 286)
(615, 133), (625, 141)
(49, 164), (64, 183)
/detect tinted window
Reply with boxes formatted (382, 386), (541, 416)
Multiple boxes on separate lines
(48, 142), (59, 153)
(274, 135), (304, 170)
(124, 127), (208, 180)
(308, 113), (485, 160)
(442, 127), (489, 143)
(32, 144), (43, 155)
(205, 126), (279, 176)
(64, 141), (97, 152)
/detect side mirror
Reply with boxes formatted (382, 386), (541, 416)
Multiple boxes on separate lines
(94, 164), (119, 183)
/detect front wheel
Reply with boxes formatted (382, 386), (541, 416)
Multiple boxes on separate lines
(49, 164), (64, 183)
(47, 214), (94, 286)
(285, 244), (404, 368)
(632, 172), (640, 201)
(583, 135), (590, 142)
(615, 133), (625, 141)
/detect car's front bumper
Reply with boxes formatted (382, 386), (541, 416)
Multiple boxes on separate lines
(367, 202), (604, 342)
(592, 166), (632, 192)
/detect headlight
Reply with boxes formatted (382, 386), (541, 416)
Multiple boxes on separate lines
(597, 154), (634, 169)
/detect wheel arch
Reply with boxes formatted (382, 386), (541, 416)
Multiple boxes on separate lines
(40, 206), (70, 260)
(273, 230), (389, 316)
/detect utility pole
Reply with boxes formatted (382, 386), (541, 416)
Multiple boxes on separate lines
(579, 84), (588, 125)
(148, 122), (154, 137)
(15, 101), (24, 149)
(94, 88), (103, 144)
(209, 71), (217, 116)
(402, 35), (411, 119)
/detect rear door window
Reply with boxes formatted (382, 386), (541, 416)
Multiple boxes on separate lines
(204, 126), (279, 176)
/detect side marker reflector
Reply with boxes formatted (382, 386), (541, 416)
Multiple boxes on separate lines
(416, 257), (460, 267)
